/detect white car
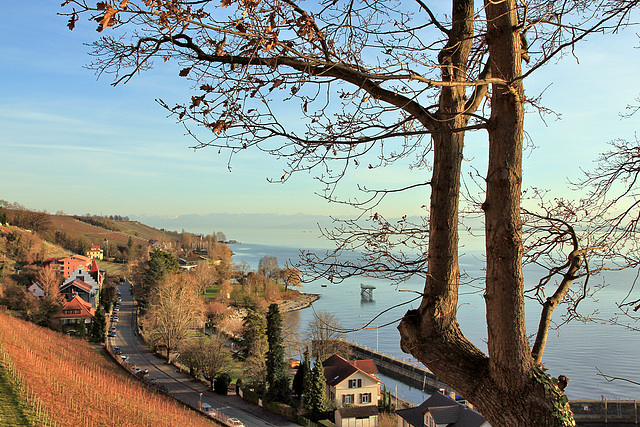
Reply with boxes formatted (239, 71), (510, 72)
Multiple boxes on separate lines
(227, 418), (245, 427)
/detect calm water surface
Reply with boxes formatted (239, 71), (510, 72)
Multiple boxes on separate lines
(230, 241), (640, 403)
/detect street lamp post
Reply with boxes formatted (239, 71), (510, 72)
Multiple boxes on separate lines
(199, 392), (203, 410)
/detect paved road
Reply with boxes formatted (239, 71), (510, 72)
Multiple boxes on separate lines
(108, 281), (298, 427)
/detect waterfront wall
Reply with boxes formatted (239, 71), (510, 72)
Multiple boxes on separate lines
(347, 342), (454, 395)
(570, 400), (639, 426)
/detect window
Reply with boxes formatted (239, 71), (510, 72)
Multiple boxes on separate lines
(424, 414), (436, 427)
(343, 394), (354, 405)
(360, 393), (371, 404)
(348, 379), (362, 388)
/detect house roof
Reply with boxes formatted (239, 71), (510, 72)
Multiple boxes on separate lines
(60, 254), (90, 263)
(63, 265), (100, 289)
(350, 359), (378, 374)
(396, 393), (487, 427)
(57, 294), (95, 318)
(337, 405), (379, 419)
(28, 283), (45, 298)
(60, 279), (93, 293)
(89, 259), (100, 272)
(322, 354), (380, 387)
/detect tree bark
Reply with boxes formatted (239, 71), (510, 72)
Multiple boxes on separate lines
(400, 0), (575, 425)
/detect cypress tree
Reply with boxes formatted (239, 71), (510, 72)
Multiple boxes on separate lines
(293, 349), (310, 397)
(266, 303), (290, 402)
(89, 307), (106, 343)
(305, 359), (327, 421)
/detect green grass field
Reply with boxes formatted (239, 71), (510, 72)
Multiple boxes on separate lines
(202, 285), (221, 299)
(0, 364), (33, 427)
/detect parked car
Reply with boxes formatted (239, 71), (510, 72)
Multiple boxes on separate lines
(202, 403), (216, 417)
(108, 331), (116, 337)
(114, 348), (122, 355)
(227, 418), (245, 427)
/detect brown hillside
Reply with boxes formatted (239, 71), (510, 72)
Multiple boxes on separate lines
(48, 215), (143, 245)
(0, 311), (216, 427)
(43, 215), (180, 247)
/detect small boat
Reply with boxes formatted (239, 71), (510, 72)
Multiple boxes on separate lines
(321, 284), (327, 288)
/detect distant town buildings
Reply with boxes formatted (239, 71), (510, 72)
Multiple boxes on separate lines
(41, 254), (105, 329)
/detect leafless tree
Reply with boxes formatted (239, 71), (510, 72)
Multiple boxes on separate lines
(180, 334), (232, 390)
(306, 310), (351, 362)
(62, 0), (640, 423)
(258, 255), (279, 280)
(143, 273), (204, 362)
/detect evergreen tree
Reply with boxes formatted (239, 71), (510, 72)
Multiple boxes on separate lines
(266, 303), (290, 402)
(89, 307), (107, 343)
(141, 250), (180, 303)
(75, 319), (87, 338)
(292, 349), (310, 397)
(305, 359), (327, 421)
(240, 308), (267, 359)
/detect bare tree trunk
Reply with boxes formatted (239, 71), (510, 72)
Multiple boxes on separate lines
(400, 0), (575, 425)
(483, 0), (530, 386)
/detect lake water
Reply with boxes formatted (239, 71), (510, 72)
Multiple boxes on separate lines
(230, 240), (640, 404)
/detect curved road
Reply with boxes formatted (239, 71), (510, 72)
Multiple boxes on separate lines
(108, 281), (298, 427)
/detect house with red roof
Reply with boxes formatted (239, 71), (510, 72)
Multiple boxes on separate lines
(88, 258), (105, 287)
(86, 245), (103, 260)
(57, 294), (95, 326)
(322, 354), (381, 427)
(60, 265), (101, 307)
(396, 392), (490, 427)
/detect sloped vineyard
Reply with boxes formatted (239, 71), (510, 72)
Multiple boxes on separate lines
(0, 311), (216, 427)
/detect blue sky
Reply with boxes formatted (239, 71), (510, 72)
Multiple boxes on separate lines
(1, 2), (639, 228)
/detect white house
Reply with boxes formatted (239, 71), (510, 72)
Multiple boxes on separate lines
(28, 282), (45, 299)
(323, 354), (382, 427)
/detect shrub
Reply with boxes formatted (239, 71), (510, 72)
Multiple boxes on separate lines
(214, 372), (231, 394)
